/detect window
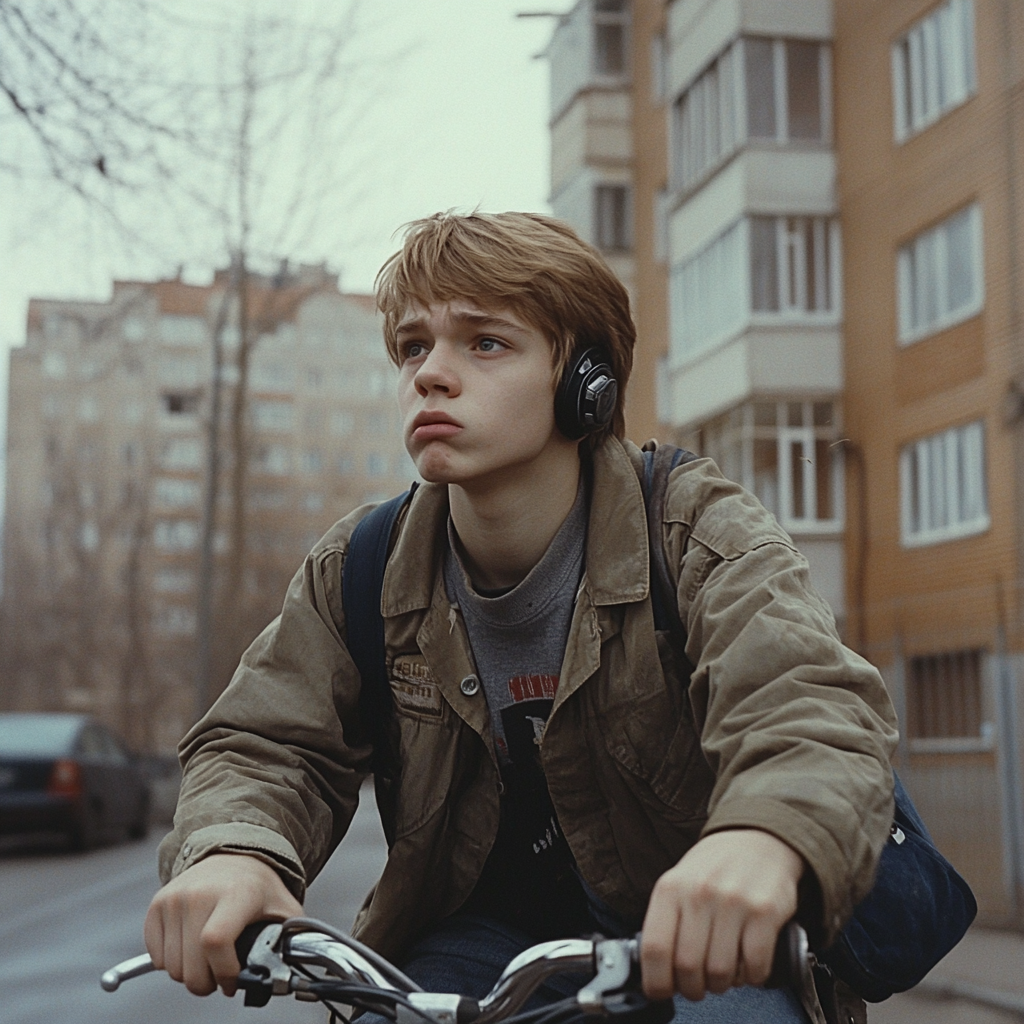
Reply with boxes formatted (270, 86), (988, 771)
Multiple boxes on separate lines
(300, 449), (323, 474)
(893, 0), (976, 141)
(160, 315), (206, 346)
(152, 568), (194, 593)
(153, 519), (199, 551)
(670, 221), (746, 359)
(153, 605), (197, 635)
(162, 392), (200, 416)
(900, 420), (988, 546)
(331, 411), (355, 436)
(906, 649), (991, 751)
(251, 360), (296, 392)
(122, 316), (147, 342)
(670, 217), (841, 363)
(673, 44), (740, 192)
(593, 0), (628, 77)
(154, 478), (200, 507)
(304, 492), (325, 513)
(79, 522), (100, 552)
(160, 355), (200, 387)
(594, 185), (631, 252)
(162, 437), (203, 470)
(252, 399), (295, 432)
(671, 38), (830, 194)
(41, 352), (66, 379)
(751, 216), (840, 315)
(699, 400), (843, 532)
(252, 444), (291, 475)
(898, 204), (983, 343)
(337, 454), (355, 475)
(367, 453), (388, 476)
(249, 488), (289, 510)
(123, 398), (144, 424)
(745, 38), (829, 143)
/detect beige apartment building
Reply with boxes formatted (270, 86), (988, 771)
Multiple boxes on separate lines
(545, 0), (1024, 922)
(1, 267), (413, 754)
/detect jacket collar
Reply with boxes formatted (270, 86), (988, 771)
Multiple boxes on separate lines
(380, 435), (650, 616)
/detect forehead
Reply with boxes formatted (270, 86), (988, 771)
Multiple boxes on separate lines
(395, 300), (537, 337)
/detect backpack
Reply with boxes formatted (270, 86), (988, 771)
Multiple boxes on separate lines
(340, 445), (977, 1005)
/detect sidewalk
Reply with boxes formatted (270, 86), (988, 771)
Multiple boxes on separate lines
(869, 927), (1024, 1023)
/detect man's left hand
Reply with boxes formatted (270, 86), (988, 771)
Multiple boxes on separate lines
(640, 829), (804, 1001)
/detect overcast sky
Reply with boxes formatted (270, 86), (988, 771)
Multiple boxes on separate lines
(0, 0), (556, 363)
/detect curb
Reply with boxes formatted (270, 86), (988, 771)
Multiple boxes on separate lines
(915, 977), (1024, 1019)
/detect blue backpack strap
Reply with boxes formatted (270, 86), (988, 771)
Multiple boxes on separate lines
(639, 442), (699, 637)
(342, 487), (415, 780)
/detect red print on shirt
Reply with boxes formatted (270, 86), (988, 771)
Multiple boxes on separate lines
(508, 674), (558, 703)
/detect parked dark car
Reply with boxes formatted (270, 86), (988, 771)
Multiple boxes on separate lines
(0, 713), (149, 850)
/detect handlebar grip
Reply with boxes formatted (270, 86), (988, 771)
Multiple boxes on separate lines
(235, 921), (279, 965)
(765, 921), (810, 990)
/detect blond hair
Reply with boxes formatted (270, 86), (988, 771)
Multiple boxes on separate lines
(375, 211), (635, 440)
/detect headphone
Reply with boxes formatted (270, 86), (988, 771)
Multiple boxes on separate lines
(554, 346), (619, 440)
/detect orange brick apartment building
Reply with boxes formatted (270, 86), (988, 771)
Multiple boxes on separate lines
(545, 0), (1024, 922)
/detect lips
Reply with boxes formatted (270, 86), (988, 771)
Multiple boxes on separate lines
(410, 411), (462, 443)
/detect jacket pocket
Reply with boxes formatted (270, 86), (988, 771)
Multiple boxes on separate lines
(598, 647), (712, 823)
(391, 705), (452, 839)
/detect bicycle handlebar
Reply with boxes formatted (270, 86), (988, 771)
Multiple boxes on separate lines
(102, 918), (815, 1023)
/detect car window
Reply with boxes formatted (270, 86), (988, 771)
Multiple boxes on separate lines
(77, 726), (107, 759)
(0, 715), (78, 757)
(97, 727), (129, 765)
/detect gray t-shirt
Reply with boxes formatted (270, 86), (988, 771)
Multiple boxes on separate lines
(443, 483), (592, 938)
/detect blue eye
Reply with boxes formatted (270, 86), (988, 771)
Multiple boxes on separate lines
(403, 342), (427, 361)
(478, 337), (502, 352)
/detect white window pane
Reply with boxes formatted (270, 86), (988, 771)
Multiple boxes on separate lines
(945, 207), (976, 312)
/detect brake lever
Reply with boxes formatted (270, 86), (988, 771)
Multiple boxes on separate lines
(235, 922), (292, 1007)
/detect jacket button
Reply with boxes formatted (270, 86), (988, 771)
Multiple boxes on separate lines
(182, 843), (192, 858)
(460, 674), (480, 696)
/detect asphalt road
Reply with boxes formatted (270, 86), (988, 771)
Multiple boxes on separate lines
(0, 787), (388, 1024)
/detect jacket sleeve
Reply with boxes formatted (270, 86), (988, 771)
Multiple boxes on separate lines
(665, 459), (899, 943)
(156, 510), (374, 900)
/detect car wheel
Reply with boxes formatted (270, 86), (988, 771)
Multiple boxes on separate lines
(128, 792), (149, 840)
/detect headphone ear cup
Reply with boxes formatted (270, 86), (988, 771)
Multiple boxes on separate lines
(555, 347), (619, 440)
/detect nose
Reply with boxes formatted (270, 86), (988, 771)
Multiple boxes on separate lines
(414, 342), (460, 398)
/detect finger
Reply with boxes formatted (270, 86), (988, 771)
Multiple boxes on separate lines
(143, 899), (166, 971)
(181, 903), (219, 996)
(199, 904), (244, 998)
(739, 914), (782, 987)
(673, 902), (712, 1002)
(703, 903), (744, 995)
(641, 885), (682, 1000)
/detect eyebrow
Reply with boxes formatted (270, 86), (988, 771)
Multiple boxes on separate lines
(395, 311), (525, 336)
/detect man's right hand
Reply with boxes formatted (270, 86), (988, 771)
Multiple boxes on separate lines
(144, 853), (303, 996)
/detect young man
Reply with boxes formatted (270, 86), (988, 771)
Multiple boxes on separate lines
(145, 212), (898, 1021)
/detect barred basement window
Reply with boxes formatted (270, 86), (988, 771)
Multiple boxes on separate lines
(906, 649), (990, 751)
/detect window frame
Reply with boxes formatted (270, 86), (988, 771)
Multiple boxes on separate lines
(897, 203), (984, 344)
(698, 400), (845, 535)
(892, 0), (976, 142)
(899, 419), (990, 547)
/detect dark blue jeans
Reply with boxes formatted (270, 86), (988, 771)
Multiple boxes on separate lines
(357, 914), (809, 1024)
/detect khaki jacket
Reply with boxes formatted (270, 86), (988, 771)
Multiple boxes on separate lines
(159, 437), (898, 962)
